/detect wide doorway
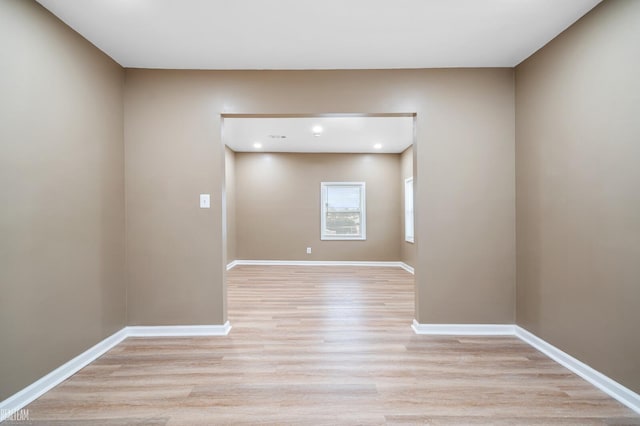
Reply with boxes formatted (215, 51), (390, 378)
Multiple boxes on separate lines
(222, 113), (415, 266)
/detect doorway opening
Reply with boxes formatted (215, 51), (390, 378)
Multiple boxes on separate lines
(221, 113), (416, 323)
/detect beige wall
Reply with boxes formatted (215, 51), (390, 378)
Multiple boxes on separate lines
(225, 146), (237, 263)
(234, 152), (401, 261)
(124, 68), (515, 326)
(400, 146), (416, 267)
(516, 0), (640, 393)
(0, 0), (125, 400)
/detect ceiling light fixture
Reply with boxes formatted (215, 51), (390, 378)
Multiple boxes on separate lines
(253, 142), (263, 149)
(373, 143), (382, 150)
(312, 125), (323, 136)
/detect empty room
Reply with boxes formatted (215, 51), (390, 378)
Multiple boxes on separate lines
(1, 0), (638, 424)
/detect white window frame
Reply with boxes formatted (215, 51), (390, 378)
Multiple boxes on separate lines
(320, 182), (366, 241)
(404, 177), (414, 243)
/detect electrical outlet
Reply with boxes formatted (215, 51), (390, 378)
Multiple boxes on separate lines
(306, 247), (312, 254)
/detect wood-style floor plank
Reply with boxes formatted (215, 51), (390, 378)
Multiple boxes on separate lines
(7, 265), (639, 425)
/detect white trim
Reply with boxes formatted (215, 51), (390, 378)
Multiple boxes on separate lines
(230, 260), (415, 274)
(231, 260), (411, 269)
(515, 326), (640, 414)
(320, 181), (366, 241)
(411, 320), (515, 336)
(0, 328), (128, 422)
(410, 320), (640, 414)
(399, 262), (414, 274)
(0, 322), (232, 421)
(127, 322), (231, 337)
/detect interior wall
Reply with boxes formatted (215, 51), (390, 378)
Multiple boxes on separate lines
(234, 152), (401, 261)
(225, 146), (237, 263)
(124, 68), (515, 326)
(0, 0), (125, 400)
(400, 146), (416, 267)
(515, 0), (640, 393)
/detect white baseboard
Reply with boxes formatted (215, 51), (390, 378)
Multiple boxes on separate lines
(514, 326), (640, 414)
(399, 262), (414, 274)
(127, 322), (231, 337)
(229, 259), (414, 272)
(0, 322), (232, 422)
(411, 320), (515, 335)
(0, 327), (128, 422)
(411, 319), (640, 414)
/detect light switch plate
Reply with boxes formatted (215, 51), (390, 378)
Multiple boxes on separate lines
(200, 194), (210, 208)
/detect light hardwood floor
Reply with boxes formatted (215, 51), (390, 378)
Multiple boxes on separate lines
(9, 265), (640, 425)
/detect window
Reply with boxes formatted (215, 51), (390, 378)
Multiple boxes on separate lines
(321, 182), (366, 240)
(404, 177), (414, 243)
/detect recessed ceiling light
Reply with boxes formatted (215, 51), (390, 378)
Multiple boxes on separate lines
(312, 125), (323, 136)
(373, 143), (382, 150)
(253, 142), (262, 149)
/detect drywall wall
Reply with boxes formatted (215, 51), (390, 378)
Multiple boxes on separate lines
(516, 0), (640, 393)
(0, 0), (125, 400)
(124, 68), (515, 325)
(400, 146), (416, 267)
(234, 152), (401, 261)
(225, 146), (237, 264)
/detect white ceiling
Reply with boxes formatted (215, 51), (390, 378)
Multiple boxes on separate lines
(223, 116), (414, 153)
(35, 0), (601, 70)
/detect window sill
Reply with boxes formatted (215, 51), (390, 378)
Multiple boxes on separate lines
(321, 236), (367, 241)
